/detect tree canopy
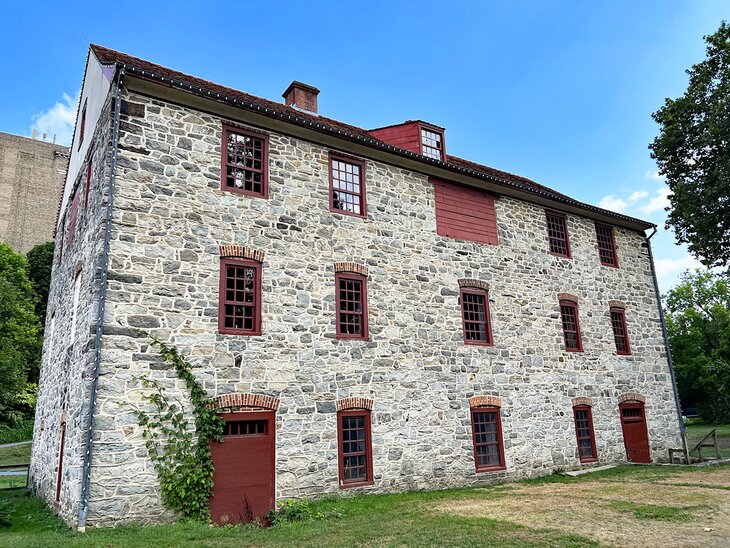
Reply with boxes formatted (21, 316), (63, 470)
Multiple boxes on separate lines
(650, 21), (730, 269)
(26, 241), (55, 323)
(0, 242), (42, 426)
(664, 270), (730, 423)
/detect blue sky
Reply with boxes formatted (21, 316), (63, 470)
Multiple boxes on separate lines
(1, 1), (727, 291)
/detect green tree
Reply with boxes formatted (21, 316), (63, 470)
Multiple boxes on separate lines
(0, 242), (42, 426)
(664, 270), (730, 423)
(650, 21), (730, 269)
(26, 241), (54, 323)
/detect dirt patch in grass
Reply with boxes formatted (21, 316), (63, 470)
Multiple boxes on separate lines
(659, 468), (730, 489)
(431, 477), (730, 547)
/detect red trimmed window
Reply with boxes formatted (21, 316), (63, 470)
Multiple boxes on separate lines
(335, 272), (368, 340)
(78, 99), (87, 149)
(596, 223), (618, 267)
(330, 155), (366, 217)
(84, 158), (92, 209)
(421, 127), (444, 160)
(610, 307), (631, 355)
(559, 300), (583, 351)
(337, 410), (373, 487)
(218, 258), (262, 335)
(546, 211), (570, 257)
(460, 287), (493, 346)
(221, 126), (269, 198)
(67, 190), (79, 245)
(573, 405), (597, 462)
(470, 407), (506, 472)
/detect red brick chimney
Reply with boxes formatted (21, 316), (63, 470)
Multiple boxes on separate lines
(282, 81), (319, 114)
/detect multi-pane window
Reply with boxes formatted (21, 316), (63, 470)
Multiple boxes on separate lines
(460, 288), (493, 346)
(421, 128), (443, 160)
(78, 99), (87, 149)
(610, 307), (631, 355)
(337, 410), (373, 487)
(596, 223), (618, 267)
(470, 407), (505, 472)
(546, 211), (571, 257)
(218, 258), (262, 335)
(221, 126), (268, 197)
(559, 300), (583, 351)
(330, 155), (366, 217)
(67, 190), (79, 246)
(335, 272), (368, 339)
(573, 406), (597, 462)
(84, 158), (92, 209)
(223, 420), (267, 436)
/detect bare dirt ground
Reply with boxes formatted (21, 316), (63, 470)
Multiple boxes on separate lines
(431, 466), (730, 547)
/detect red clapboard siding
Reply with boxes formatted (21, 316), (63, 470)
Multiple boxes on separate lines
(368, 122), (421, 154)
(432, 179), (499, 245)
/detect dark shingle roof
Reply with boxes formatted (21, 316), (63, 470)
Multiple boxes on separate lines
(89, 44), (653, 230)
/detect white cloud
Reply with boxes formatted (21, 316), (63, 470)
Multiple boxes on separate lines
(598, 194), (628, 213)
(645, 169), (665, 181)
(641, 187), (671, 214)
(30, 92), (79, 146)
(654, 255), (702, 279)
(628, 190), (649, 203)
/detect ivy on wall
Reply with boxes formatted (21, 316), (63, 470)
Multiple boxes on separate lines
(130, 338), (224, 522)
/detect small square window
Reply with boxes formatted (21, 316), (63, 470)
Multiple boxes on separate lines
(573, 406), (597, 462)
(546, 211), (571, 258)
(559, 300), (583, 352)
(421, 128), (444, 160)
(221, 126), (269, 198)
(470, 407), (506, 472)
(218, 258), (262, 335)
(596, 223), (618, 267)
(460, 288), (493, 346)
(335, 272), (369, 340)
(330, 155), (366, 217)
(337, 410), (374, 487)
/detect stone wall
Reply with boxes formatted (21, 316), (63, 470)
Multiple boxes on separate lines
(28, 93), (115, 526)
(0, 131), (68, 253)
(77, 86), (683, 527)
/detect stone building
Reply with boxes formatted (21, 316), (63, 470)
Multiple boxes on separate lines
(0, 131), (68, 253)
(30, 44), (684, 529)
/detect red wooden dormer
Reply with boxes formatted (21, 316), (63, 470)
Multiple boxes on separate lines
(368, 121), (446, 161)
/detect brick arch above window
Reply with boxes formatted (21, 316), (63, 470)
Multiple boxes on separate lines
(608, 300), (626, 309)
(218, 245), (265, 262)
(458, 278), (490, 291)
(469, 395), (502, 408)
(557, 292), (579, 304)
(210, 392), (280, 411)
(336, 397), (374, 411)
(334, 262), (368, 277)
(572, 396), (593, 407)
(618, 392), (646, 404)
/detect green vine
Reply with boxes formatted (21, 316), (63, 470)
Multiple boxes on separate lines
(129, 338), (224, 522)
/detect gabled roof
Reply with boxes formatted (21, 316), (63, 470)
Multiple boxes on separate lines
(89, 44), (654, 230)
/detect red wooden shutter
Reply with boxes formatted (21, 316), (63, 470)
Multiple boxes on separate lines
(432, 179), (499, 245)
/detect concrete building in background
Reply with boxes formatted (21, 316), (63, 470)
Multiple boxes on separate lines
(0, 131), (69, 253)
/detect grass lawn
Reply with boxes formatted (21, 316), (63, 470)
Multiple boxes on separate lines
(684, 419), (730, 458)
(1, 464), (729, 547)
(0, 443), (31, 468)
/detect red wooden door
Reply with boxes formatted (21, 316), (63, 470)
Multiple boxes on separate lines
(619, 402), (651, 463)
(210, 411), (275, 524)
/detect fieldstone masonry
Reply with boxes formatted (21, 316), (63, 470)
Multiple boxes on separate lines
(32, 79), (683, 529)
